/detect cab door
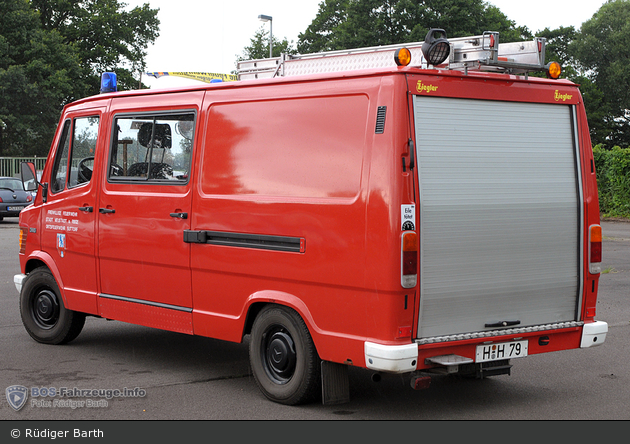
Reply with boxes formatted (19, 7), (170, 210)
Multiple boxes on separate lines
(96, 99), (200, 332)
(41, 107), (106, 315)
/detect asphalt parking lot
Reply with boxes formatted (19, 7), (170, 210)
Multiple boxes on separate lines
(0, 218), (628, 424)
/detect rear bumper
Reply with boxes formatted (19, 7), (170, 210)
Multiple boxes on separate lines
(580, 321), (608, 348)
(366, 320), (608, 374)
(364, 342), (418, 373)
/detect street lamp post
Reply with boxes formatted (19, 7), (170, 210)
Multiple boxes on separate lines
(258, 14), (273, 58)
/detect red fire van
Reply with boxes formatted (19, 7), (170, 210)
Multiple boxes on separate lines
(15, 30), (607, 405)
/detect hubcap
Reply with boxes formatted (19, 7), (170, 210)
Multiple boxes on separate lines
(263, 328), (296, 383)
(33, 289), (60, 329)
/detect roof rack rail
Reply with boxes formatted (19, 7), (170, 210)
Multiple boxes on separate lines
(448, 31), (548, 76)
(236, 29), (557, 81)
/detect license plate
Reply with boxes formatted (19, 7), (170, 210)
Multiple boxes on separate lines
(7, 206), (24, 211)
(476, 340), (528, 363)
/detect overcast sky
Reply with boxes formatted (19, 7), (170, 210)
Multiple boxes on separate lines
(124, 0), (606, 88)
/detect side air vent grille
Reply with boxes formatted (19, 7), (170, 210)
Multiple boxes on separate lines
(375, 106), (387, 134)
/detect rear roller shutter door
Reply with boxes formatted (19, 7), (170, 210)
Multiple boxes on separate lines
(413, 96), (582, 339)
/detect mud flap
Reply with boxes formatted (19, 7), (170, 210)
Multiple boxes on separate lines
(321, 361), (350, 405)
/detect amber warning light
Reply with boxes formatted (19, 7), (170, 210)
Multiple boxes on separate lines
(546, 61), (562, 79)
(394, 48), (412, 66)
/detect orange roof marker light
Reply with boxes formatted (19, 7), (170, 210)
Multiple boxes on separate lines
(546, 61), (562, 79)
(394, 48), (412, 66)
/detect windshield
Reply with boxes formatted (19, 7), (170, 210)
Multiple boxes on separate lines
(0, 178), (25, 190)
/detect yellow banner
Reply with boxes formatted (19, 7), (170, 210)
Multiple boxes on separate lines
(145, 72), (238, 83)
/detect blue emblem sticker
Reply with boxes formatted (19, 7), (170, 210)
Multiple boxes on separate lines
(57, 233), (66, 258)
(6, 385), (28, 411)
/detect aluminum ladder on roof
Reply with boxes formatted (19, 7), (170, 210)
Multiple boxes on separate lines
(236, 31), (549, 80)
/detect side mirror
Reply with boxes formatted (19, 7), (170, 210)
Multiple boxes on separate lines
(21, 162), (38, 191)
(21, 162), (47, 203)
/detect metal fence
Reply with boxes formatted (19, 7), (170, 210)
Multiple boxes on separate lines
(0, 157), (46, 178)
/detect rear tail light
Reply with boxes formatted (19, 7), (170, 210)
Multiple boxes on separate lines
(19, 227), (28, 254)
(401, 231), (418, 288)
(589, 224), (602, 274)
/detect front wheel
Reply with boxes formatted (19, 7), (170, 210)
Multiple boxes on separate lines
(249, 305), (321, 405)
(19, 268), (85, 345)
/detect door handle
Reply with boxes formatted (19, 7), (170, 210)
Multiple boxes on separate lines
(79, 206), (93, 213)
(99, 208), (116, 214)
(485, 320), (520, 328)
(170, 212), (188, 219)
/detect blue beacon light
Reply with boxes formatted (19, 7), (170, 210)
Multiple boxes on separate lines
(100, 72), (118, 93)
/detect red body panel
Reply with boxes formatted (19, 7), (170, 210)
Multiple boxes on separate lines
(97, 92), (204, 311)
(99, 296), (193, 335)
(187, 77), (413, 364)
(20, 101), (110, 315)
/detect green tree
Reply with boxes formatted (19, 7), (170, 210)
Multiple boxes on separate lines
(297, 0), (530, 54)
(535, 25), (615, 146)
(537, 26), (578, 76)
(0, 0), (159, 157)
(31, 0), (160, 93)
(0, 0), (84, 156)
(237, 26), (297, 62)
(571, 0), (630, 147)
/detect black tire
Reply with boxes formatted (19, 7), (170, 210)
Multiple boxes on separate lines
(19, 267), (85, 345)
(249, 305), (321, 405)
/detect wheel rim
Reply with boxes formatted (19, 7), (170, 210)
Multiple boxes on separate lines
(32, 289), (60, 330)
(261, 326), (297, 384)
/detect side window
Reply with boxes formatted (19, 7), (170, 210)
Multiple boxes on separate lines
(109, 113), (194, 182)
(68, 117), (99, 187)
(50, 120), (71, 193)
(50, 116), (100, 193)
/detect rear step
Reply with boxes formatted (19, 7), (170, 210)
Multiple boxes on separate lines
(459, 359), (513, 379)
(409, 355), (512, 389)
(476, 360), (513, 378)
(425, 354), (474, 374)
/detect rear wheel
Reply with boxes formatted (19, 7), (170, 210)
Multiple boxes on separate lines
(249, 305), (320, 405)
(20, 267), (85, 345)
